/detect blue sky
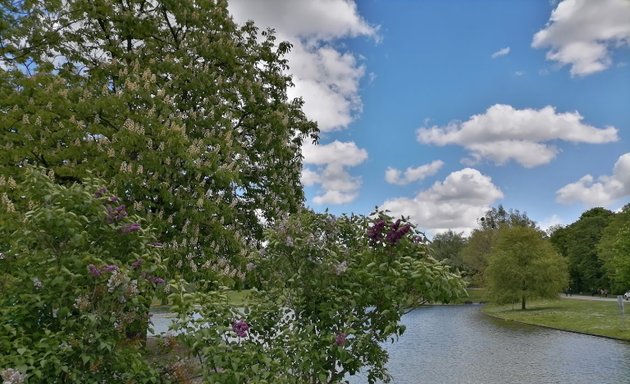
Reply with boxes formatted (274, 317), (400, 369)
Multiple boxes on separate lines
(229, 0), (630, 236)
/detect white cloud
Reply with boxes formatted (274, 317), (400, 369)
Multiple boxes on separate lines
(417, 104), (618, 168)
(381, 168), (504, 235)
(301, 141), (368, 205)
(385, 160), (444, 185)
(491, 47), (511, 58)
(556, 152), (630, 206)
(228, 0), (378, 131)
(532, 0), (630, 76)
(539, 214), (565, 232)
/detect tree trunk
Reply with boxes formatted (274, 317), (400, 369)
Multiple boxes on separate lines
(521, 295), (526, 310)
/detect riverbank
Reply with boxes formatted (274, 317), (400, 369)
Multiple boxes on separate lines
(483, 297), (630, 341)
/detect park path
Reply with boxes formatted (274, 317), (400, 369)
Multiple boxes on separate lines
(560, 294), (620, 302)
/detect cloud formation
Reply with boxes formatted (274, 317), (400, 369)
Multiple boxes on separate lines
(532, 0), (630, 76)
(385, 160), (444, 185)
(491, 47), (511, 58)
(228, 0), (377, 131)
(417, 104), (618, 168)
(301, 141), (368, 205)
(556, 152), (630, 206)
(381, 168), (504, 235)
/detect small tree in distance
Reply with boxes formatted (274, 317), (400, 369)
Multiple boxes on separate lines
(486, 226), (568, 310)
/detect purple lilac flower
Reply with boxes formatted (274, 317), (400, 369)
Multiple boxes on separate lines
(386, 223), (412, 245)
(88, 264), (102, 277)
(232, 320), (250, 338)
(108, 196), (120, 203)
(131, 259), (143, 269)
(334, 333), (347, 346)
(367, 219), (386, 242)
(121, 222), (141, 234)
(148, 275), (166, 285)
(102, 264), (119, 273)
(105, 205), (127, 224)
(148, 242), (163, 248)
(94, 187), (108, 198)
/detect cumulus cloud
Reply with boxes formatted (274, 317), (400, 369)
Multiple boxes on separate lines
(385, 160), (444, 185)
(417, 104), (618, 168)
(381, 168), (504, 235)
(532, 0), (630, 76)
(556, 152), (630, 206)
(491, 47), (511, 58)
(228, 0), (378, 131)
(301, 141), (368, 205)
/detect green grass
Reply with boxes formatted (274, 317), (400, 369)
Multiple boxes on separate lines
(150, 289), (253, 311)
(483, 298), (630, 341)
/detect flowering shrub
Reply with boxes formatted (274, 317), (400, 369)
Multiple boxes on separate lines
(0, 169), (166, 382)
(171, 209), (465, 383)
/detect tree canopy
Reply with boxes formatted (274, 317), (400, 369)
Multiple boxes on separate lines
(486, 226), (568, 310)
(550, 207), (613, 294)
(0, 0), (318, 279)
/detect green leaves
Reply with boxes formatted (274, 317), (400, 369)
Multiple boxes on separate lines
(486, 226), (568, 309)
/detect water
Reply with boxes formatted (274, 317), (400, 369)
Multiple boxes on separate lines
(151, 305), (630, 384)
(349, 305), (630, 384)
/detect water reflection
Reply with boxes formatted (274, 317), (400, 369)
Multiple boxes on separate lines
(349, 305), (630, 384)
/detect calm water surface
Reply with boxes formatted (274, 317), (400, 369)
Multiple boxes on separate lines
(152, 305), (630, 383)
(349, 305), (630, 384)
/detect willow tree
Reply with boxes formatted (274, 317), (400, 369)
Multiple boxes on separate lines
(486, 226), (568, 310)
(0, 0), (318, 279)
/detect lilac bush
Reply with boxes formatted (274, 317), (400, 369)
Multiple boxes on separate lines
(0, 169), (167, 382)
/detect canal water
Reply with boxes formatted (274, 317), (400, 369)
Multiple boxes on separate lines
(349, 305), (630, 384)
(151, 305), (630, 383)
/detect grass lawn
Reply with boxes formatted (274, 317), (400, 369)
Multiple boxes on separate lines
(483, 297), (630, 341)
(150, 289), (253, 311)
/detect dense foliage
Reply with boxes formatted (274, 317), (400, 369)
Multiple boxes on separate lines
(170, 211), (466, 383)
(597, 206), (630, 293)
(485, 226), (568, 310)
(549, 208), (614, 294)
(0, 0), (318, 280)
(430, 230), (467, 271)
(0, 169), (167, 382)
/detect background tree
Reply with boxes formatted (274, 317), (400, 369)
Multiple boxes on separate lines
(486, 226), (568, 310)
(550, 207), (613, 294)
(461, 205), (535, 286)
(431, 230), (467, 271)
(0, 0), (318, 281)
(597, 205), (630, 293)
(479, 205), (535, 230)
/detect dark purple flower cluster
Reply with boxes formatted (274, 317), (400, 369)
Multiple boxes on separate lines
(367, 219), (386, 242)
(334, 333), (347, 346)
(131, 259), (143, 269)
(88, 264), (101, 277)
(94, 187), (108, 198)
(385, 219), (412, 245)
(106, 204), (128, 224)
(368, 218), (412, 246)
(87, 264), (118, 277)
(147, 275), (165, 285)
(102, 264), (119, 273)
(120, 222), (141, 234)
(232, 319), (249, 338)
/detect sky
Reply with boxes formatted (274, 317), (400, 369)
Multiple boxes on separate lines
(228, 0), (630, 237)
